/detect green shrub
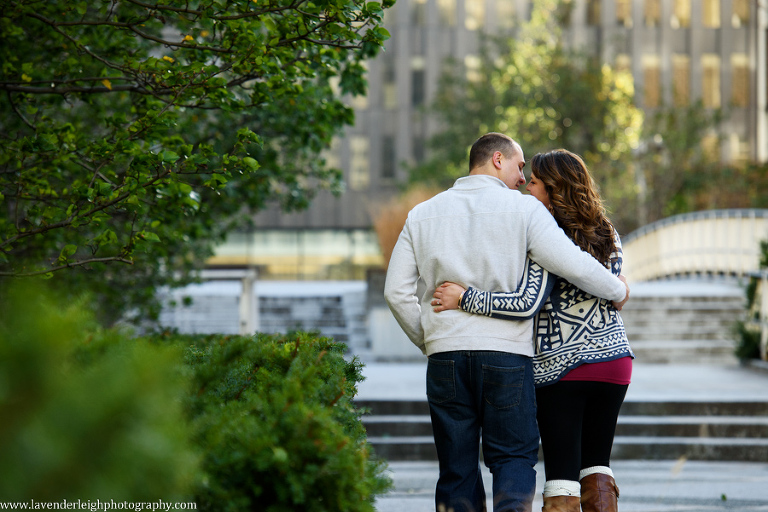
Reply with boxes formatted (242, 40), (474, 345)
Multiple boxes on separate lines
(0, 285), (391, 510)
(0, 285), (198, 501)
(734, 239), (767, 360)
(178, 332), (391, 512)
(734, 320), (761, 360)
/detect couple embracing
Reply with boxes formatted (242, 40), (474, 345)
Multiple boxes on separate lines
(384, 133), (634, 512)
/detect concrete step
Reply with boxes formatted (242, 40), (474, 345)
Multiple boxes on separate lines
(626, 329), (737, 341)
(358, 399), (768, 462)
(618, 400), (768, 416)
(622, 297), (744, 306)
(364, 415), (768, 439)
(616, 416), (768, 437)
(358, 400), (768, 417)
(629, 339), (738, 364)
(618, 287), (745, 356)
(366, 436), (768, 463)
(610, 436), (768, 462)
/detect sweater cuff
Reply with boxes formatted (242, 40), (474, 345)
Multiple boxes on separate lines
(458, 286), (475, 311)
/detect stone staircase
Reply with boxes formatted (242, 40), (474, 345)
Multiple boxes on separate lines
(619, 281), (746, 363)
(258, 286), (368, 351)
(357, 398), (768, 463)
(356, 279), (768, 465)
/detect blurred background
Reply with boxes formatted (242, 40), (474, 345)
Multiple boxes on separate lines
(162, 0), (768, 363)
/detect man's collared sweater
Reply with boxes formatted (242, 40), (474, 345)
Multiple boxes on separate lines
(384, 175), (626, 357)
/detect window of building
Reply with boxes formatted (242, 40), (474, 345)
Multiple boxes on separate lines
(672, 54), (690, 106)
(411, 57), (425, 107)
(702, 54), (721, 108)
(617, 0), (632, 27)
(438, 0), (457, 26)
(412, 0), (427, 26)
(642, 55), (661, 108)
(413, 136), (425, 163)
(645, 0), (660, 26)
(412, 70), (425, 107)
(465, 0), (486, 31)
(703, 0), (720, 28)
(323, 137), (341, 171)
(350, 61), (369, 110)
(615, 53), (631, 73)
(382, 135), (396, 179)
(349, 136), (370, 190)
(555, 0), (574, 26)
(729, 133), (750, 163)
(701, 134), (720, 161)
(496, 0), (516, 30)
(465, 55), (482, 83)
(671, 0), (690, 28)
(587, 0), (601, 26)
(382, 58), (397, 110)
(731, 53), (750, 107)
(732, 0), (749, 27)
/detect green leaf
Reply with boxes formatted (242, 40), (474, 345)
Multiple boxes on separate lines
(139, 231), (161, 243)
(160, 151), (180, 163)
(59, 244), (77, 261)
(374, 27), (391, 40)
(242, 157), (259, 171)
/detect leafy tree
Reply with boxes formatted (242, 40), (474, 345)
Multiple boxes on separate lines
(635, 101), (723, 223)
(0, 0), (391, 324)
(408, 0), (643, 232)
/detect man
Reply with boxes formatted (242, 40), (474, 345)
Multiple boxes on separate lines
(384, 133), (629, 512)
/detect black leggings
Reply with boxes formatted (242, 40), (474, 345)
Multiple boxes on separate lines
(535, 380), (628, 482)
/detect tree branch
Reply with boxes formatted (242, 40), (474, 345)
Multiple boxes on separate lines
(0, 168), (172, 250)
(5, 90), (36, 130)
(0, 256), (135, 277)
(25, 12), (128, 77)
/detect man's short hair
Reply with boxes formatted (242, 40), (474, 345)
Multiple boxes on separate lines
(468, 133), (518, 172)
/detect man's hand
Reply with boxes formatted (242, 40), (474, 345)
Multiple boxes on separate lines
(612, 275), (629, 311)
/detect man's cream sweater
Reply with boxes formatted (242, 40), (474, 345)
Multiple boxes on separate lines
(384, 175), (626, 357)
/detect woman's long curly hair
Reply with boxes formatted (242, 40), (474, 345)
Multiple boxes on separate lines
(531, 149), (616, 266)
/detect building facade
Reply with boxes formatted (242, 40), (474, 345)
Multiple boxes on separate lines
(212, 0), (767, 279)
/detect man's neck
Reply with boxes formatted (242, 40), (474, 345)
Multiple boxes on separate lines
(469, 164), (500, 180)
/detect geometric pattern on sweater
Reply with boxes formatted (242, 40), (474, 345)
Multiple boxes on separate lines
(459, 258), (555, 320)
(458, 230), (634, 387)
(533, 233), (634, 386)
(532, 277), (633, 386)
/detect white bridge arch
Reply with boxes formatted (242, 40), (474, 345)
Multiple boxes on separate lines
(621, 209), (768, 283)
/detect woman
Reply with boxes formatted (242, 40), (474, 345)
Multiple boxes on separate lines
(432, 149), (634, 512)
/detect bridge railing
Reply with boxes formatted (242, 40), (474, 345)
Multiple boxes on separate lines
(621, 209), (768, 283)
(621, 209), (768, 361)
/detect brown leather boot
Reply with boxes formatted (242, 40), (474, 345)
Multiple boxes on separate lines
(542, 495), (580, 512)
(579, 473), (619, 512)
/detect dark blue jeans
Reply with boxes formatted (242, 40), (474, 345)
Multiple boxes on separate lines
(426, 351), (539, 512)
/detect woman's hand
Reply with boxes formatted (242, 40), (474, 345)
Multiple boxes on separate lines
(431, 282), (466, 312)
